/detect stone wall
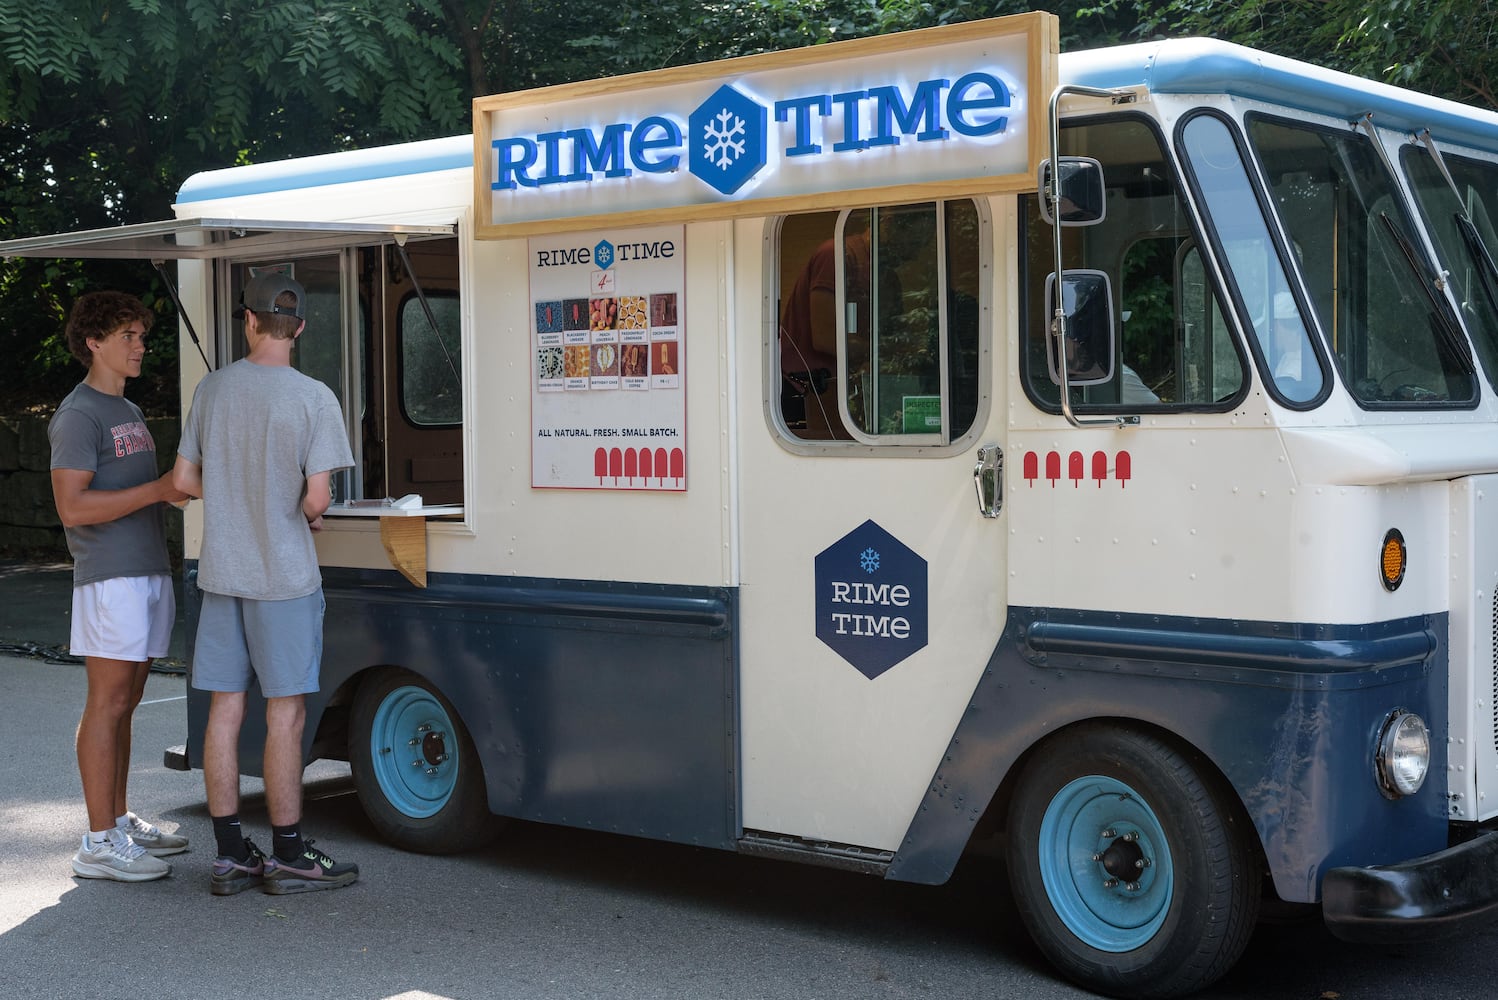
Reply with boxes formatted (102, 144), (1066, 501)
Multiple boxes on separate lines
(0, 413), (182, 564)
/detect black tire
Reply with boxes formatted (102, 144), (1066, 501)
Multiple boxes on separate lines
(349, 668), (500, 854)
(1005, 724), (1260, 999)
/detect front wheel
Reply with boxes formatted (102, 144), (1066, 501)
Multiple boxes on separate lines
(1006, 724), (1260, 999)
(350, 668), (499, 854)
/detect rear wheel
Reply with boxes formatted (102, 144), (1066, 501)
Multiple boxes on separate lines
(1006, 724), (1260, 999)
(350, 668), (498, 854)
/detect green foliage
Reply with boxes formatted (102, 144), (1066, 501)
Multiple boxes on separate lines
(4, 0), (1496, 417)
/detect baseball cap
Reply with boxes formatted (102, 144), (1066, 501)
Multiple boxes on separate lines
(234, 272), (306, 319)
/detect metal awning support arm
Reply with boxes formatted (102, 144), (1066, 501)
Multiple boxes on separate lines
(392, 239), (460, 391)
(150, 258), (212, 372)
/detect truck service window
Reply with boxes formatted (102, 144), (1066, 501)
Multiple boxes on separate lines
(228, 237), (465, 505)
(1022, 115), (1246, 411)
(775, 199), (984, 446)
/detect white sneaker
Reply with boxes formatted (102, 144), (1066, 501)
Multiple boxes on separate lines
(118, 812), (189, 856)
(72, 831), (172, 882)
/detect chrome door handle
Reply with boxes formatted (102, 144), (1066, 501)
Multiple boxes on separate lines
(973, 444), (1003, 518)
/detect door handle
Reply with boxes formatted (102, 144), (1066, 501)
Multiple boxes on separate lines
(973, 444), (1003, 518)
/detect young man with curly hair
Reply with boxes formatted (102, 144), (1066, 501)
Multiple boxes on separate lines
(49, 290), (192, 882)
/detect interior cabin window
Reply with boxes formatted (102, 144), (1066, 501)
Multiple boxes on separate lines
(1246, 114), (1476, 407)
(400, 291), (462, 426)
(227, 236), (464, 506)
(1022, 115), (1246, 411)
(775, 199), (984, 446)
(1401, 145), (1498, 391)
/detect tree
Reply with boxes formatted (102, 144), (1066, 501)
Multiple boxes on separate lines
(1082, 0), (1497, 110)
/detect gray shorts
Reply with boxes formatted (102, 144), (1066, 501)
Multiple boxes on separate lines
(191, 589), (325, 698)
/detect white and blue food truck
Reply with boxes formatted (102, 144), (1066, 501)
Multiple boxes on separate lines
(8, 12), (1498, 996)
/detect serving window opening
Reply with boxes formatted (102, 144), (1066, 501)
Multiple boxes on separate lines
(224, 236), (464, 506)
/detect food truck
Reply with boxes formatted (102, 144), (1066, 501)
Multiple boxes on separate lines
(8, 11), (1498, 996)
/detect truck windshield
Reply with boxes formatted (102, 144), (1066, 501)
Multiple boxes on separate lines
(1246, 115), (1477, 407)
(1401, 145), (1498, 391)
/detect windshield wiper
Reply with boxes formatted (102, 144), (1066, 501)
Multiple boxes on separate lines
(1380, 211), (1475, 371)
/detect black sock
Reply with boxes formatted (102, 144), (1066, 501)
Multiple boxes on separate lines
(272, 824), (305, 863)
(212, 814), (249, 861)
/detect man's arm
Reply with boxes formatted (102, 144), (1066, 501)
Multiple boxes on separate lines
(50, 468), (188, 528)
(302, 469), (333, 532)
(171, 454), (203, 499)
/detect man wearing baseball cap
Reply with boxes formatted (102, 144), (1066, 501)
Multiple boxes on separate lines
(173, 271), (358, 895)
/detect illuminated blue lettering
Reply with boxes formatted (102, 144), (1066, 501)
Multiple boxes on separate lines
(831, 90), (868, 152)
(535, 131), (577, 185)
(867, 80), (950, 146)
(630, 116), (683, 173)
(947, 72), (1010, 137)
(571, 124), (633, 179)
(774, 95), (831, 156)
(492, 137), (539, 190)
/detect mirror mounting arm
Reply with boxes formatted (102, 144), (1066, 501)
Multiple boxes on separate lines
(1047, 84), (1139, 429)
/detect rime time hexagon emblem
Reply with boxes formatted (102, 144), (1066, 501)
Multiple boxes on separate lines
(814, 520), (929, 680)
(688, 84), (768, 197)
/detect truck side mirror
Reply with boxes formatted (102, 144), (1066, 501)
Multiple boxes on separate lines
(1039, 157), (1106, 226)
(1046, 269), (1116, 387)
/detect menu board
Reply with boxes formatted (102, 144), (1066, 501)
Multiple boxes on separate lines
(530, 225), (686, 490)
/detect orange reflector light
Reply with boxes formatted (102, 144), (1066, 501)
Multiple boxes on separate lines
(1380, 529), (1406, 591)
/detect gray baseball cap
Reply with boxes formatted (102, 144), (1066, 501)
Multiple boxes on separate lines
(234, 272), (306, 319)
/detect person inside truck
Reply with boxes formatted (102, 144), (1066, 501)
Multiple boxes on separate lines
(779, 209), (938, 439)
(49, 290), (192, 883)
(1269, 290), (1308, 394)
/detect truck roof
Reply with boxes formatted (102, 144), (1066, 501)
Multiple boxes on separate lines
(1063, 38), (1498, 155)
(176, 37), (1498, 206)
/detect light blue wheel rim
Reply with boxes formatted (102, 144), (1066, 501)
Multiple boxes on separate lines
(369, 685), (460, 818)
(1036, 774), (1174, 952)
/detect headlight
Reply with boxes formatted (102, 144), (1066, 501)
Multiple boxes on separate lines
(1375, 710), (1430, 799)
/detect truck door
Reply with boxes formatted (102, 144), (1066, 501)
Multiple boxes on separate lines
(366, 239), (463, 505)
(737, 198), (1007, 853)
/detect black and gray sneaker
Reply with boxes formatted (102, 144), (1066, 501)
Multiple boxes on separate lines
(210, 838), (266, 896)
(262, 841), (358, 894)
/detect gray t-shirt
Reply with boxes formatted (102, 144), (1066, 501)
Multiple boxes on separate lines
(48, 383), (171, 587)
(178, 359), (353, 600)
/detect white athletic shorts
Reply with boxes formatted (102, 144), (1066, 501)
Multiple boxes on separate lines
(69, 574), (176, 662)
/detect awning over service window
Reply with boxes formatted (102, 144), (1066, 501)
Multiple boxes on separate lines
(0, 217), (455, 261)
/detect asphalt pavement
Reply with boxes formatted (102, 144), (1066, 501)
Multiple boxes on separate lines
(5, 560), (1498, 999)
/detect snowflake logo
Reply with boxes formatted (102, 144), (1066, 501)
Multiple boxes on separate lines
(859, 547), (881, 574)
(593, 240), (615, 269)
(688, 84), (767, 197)
(703, 109), (746, 170)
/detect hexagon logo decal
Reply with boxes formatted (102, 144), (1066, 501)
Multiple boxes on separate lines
(593, 239), (616, 269)
(815, 520), (928, 679)
(688, 84), (768, 196)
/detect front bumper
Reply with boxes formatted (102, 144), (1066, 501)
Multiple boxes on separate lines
(1322, 830), (1498, 943)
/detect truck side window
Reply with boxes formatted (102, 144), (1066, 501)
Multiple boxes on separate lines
(775, 199), (984, 446)
(1022, 115), (1246, 410)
